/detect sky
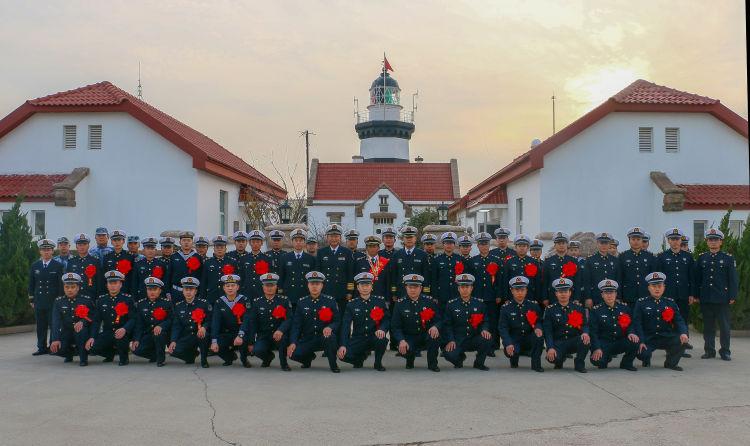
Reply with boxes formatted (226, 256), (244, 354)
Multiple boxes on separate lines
(0, 0), (746, 194)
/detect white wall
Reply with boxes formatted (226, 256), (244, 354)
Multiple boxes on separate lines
(360, 138), (409, 161)
(195, 170), (242, 237)
(506, 170), (541, 238)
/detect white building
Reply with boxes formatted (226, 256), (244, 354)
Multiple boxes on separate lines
(0, 81), (286, 239)
(307, 67), (460, 244)
(452, 79), (749, 247)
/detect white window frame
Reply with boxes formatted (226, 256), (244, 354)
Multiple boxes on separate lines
(638, 127), (653, 152)
(88, 124), (102, 150)
(219, 190), (228, 235)
(32, 210), (46, 236)
(515, 198), (523, 234)
(63, 125), (77, 150)
(693, 220), (707, 245)
(665, 127), (680, 152)
(729, 219), (745, 237)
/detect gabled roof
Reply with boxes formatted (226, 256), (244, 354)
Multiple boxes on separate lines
(462, 79), (749, 203)
(678, 184), (750, 210)
(0, 81), (286, 198)
(0, 173), (67, 201)
(310, 161), (458, 202)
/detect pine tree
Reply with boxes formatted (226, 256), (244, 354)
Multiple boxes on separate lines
(0, 197), (37, 326)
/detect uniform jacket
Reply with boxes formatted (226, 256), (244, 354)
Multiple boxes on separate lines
(503, 255), (543, 304)
(28, 259), (64, 310)
(389, 247), (430, 297)
(542, 301), (588, 349)
(498, 298), (543, 346)
(240, 295), (293, 341)
(632, 296), (688, 340)
(693, 251), (739, 304)
(200, 255), (238, 304)
(656, 249), (694, 301)
(390, 295), (442, 342)
(618, 249), (656, 303)
(171, 298), (212, 341)
(289, 294), (340, 344)
(211, 295), (251, 340)
(131, 257), (170, 301)
(90, 292), (136, 337)
(316, 245), (355, 300)
(469, 254), (502, 302)
(66, 254), (103, 300)
(442, 297), (490, 343)
(100, 250), (136, 295)
(51, 294), (95, 342)
(589, 302), (634, 350)
(340, 295), (390, 345)
(133, 297), (173, 339)
(583, 252), (620, 304)
(278, 251), (317, 305)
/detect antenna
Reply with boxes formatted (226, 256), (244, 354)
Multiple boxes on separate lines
(137, 62), (143, 99)
(411, 90), (419, 122)
(299, 130), (316, 195)
(551, 92), (556, 135)
(353, 97), (360, 123)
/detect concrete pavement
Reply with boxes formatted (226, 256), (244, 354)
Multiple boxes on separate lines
(1, 331), (748, 445)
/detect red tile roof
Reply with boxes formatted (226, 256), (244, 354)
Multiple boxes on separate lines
(311, 162), (457, 201)
(0, 174), (67, 201)
(678, 184), (750, 210)
(612, 79), (719, 105)
(0, 82), (285, 198)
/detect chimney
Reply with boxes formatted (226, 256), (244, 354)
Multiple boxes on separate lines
(352, 155), (364, 163)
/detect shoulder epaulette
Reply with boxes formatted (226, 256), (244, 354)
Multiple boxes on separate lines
(593, 304), (602, 310)
(447, 298), (457, 304)
(55, 296), (64, 302)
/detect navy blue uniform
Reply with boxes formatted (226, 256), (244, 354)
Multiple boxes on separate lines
(100, 250), (136, 295)
(316, 246), (355, 311)
(28, 258), (64, 351)
(169, 251), (204, 302)
(132, 297), (173, 364)
(390, 295), (442, 368)
(503, 255), (543, 306)
(431, 253), (464, 308)
(378, 248), (396, 259)
(226, 249), (249, 264)
(618, 249), (656, 306)
(589, 302), (637, 369)
(389, 248), (430, 299)
(200, 255), (238, 304)
(656, 249), (694, 325)
(66, 254), (102, 299)
(694, 251), (738, 357)
(582, 253), (620, 305)
(489, 246), (516, 263)
(238, 252), (272, 300)
(632, 296), (688, 368)
(543, 254), (582, 304)
(278, 251), (317, 308)
(265, 249), (286, 275)
(170, 298), (212, 364)
(498, 299), (544, 369)
(131, 257), (170, 302)
(468, 254), (502, 342)
(339, 295), (390, 367)
(210, 295), (251, 365)
(289, 294), (340, 369)
(442, 297), (492, 367)
(50, 294), (95, 363)
(354, 255), (390, 299)
(240, 295), (292, 368)
(89, 292), (136, 363)
(543, 301), (589, 369)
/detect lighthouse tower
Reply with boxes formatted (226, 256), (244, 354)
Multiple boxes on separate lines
(355, 70), (415, 163)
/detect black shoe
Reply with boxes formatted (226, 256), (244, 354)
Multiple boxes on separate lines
(64, 357), (73, 363)
(222, 360), (233, 366)
(375, 364), (386, 372)
(405, 361), (414, 369)
(330, 367), (341, 373)
(301, 362), (311, 369)
(554, 363), (563, 369)
(720, 354), (731, 361)
(185, 358), (196, 364)
(353, 362), (364, 369)
(32, 349), (48, 356)
(532, 366), (545, 373)
(620, 365), (637, 371)
(597, 364), (608, 369)
(79, 360), (88, 366)
(575, 367), (587, 373)
(487, 351), (496, 357)
(201, 361), (210, 368)
(103, 356), (114, 363)
(428, 365), (440, 372)
(473, 363), (489, 371)
(510, 362), (519, 369)
(701, 353), (716, 359)
(242, 360), (252, 368)
(666, 365), (683, 371)
(641, 359), (651, 367)
(149, 358), (156, 363)
(261, 353), (275, 367)
(681, 353), (692, 358)
(118, 359), (129, 366)
(685, 343), (694, 350)
(281, 364), (291, 371)
(454, 363), (463, 369)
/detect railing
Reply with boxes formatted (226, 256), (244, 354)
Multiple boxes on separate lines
(355, 110), (415, 124)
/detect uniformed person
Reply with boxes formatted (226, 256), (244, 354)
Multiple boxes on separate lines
(306, 235), (319, 257)
(656, 228), (695, 356)
(422, 233), (438, 296)
(316, 224), (355, 314)
(543, 232), (582, 306)
(379, 227), (398, 258)
(498, 276), (545, 372)
(131, 277), (172, 366)
(266, 229), (287, 274)
(568, 240), (584, 262)
(582, 233), (620, 307)
(49, 272), (95, 366)
(227, 231), (249, 263)
(355, 235), (390, 298)
(345, 229), (366, 262)
(468, 232), (502, 355)
(390, 274), (441, 371)
(543, 278), (590, 372)
(279, 229), (317, 309)
(457, 235), (474, 261)
(389, 226), (430, 301)
(168, 277), (211, 368)
(529, 239), (544, 261)
(694, 229), (738, 361)
(127, 235), (146, 263)
(680, 235), (691, 253)
(53, 236), (72, 269)
(504, 235), (543, 308)
(431, 232), (463, 309)
(89, 227), (113, 266)
(131, 237), (170, 302)
(66, 233), (102, 301)
(618, 227), (656, 308)
(195, 236), (210, 261)
(641, 232), (654, 255)
(609, 239), (620, 257)
(200, 235), (238, 305)
(237, 230), (272, 300)
(158, 236), (177, 284)
(239, 273), (292, 370)
(589, 279), (638, 371)
(169, 231), (204, 303)
(287, 271), (341, 372)
(28, 238), (64, 355)
(88, 271), (136, 365)
(490, 227), (516, 261)
(100, 229), (136, 295)
(632, 272), (689, 370)
(442, 274), (493, 370)
(338, 272), (390, 371)
(210, 274), (251, 367)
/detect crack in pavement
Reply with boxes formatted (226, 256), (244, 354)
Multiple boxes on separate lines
(367, 403), (750, 446)
(572, 372), (649, 415)
(192, 367), (241, 446)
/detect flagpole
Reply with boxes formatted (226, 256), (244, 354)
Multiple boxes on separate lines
(383, 52), (386, 120)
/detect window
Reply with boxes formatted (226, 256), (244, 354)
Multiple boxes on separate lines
(693, 220), (707, 245)
(233, 221), (240, 232)
(329, 214), (342, 224)
(373, 217), (394, 225)
(638, 127), (653, 152)
(515, 198), (523, 234)
(32, 211), (45, 236)
(729, 219), (745, 237)
(245, 222), (252, 232)
(379, 195), (389, 212)
(665, 127), (679, 152)
(219, 190), (228, 235)
(88, 125), (102, 149)
(63, 125), (77, 149)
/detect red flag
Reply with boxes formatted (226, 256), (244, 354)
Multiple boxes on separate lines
(384, 55), (393, 72)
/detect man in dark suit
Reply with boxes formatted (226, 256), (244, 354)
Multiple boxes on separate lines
(28, 239), (65, 355)
(316, 224), (355, 314)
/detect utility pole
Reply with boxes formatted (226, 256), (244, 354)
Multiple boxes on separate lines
(137, 62), (143, 99)
(300, 130), (315, 195)
(551, 92), (556, 135)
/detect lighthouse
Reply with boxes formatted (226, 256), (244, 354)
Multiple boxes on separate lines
(355, 69), (415, 163)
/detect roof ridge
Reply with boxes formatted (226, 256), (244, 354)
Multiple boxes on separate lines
(28, 81), (128, 106)
(612, 79), (718, 104)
